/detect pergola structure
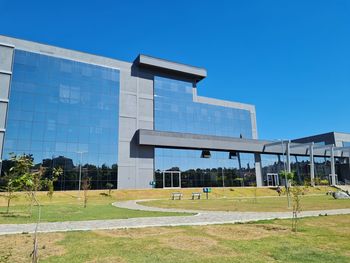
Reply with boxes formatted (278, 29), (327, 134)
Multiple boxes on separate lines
(264, 140), (350, 186)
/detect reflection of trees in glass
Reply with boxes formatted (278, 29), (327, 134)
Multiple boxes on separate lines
(1, 154), (118, 190)
(154, 166), (256, 188)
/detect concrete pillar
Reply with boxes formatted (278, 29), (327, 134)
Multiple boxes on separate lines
(286, 141), (291, 173)
(348, 150), (350, 178)
(254, 153), (263, 187)
(0, 43), (15, 176)
(330, 145), (336, 185)
(310, 143), (315, 186)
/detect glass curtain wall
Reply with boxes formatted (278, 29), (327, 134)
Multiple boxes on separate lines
(336, 157), (350, 184)
(154, 76), (253, 138)
(261, 154), (284, 186)
(154, 148), (256, 188)
(291, 156), (310, 184)
(314, 157), (331, 184)
(153, 76), (255, 187)
(1, 50), (120, 190)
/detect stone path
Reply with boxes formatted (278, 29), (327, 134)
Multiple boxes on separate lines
(1, 200), (350, 235)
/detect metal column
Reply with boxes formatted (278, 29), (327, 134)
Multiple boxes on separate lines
(310, 142), (315, 186)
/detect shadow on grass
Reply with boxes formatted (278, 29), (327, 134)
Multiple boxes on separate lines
(0, 211), (31, 218)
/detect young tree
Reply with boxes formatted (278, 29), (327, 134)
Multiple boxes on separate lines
(251, 182), (258, 203)
(291, 186), (304, 232)
(279, 170), (295, 208)
(0, 172), (20, 214)
(17, 164), (45, 216)
(105, 182), (114, 196)
(2, 153), (34, 214)
(46, 167), (63, 200)
(82, 176), (90, 208)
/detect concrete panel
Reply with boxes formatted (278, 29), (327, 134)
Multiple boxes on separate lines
(139, 120), (153, 130)
(0, 103), (7, 129)
(138, 129), (349, 158)
(334, 132), (350, 147)
(138, 158), (154, 169)
(119, 117), (137, 141)
(118, 141), (133, 164)
(0, 132), (3, 158)
(136, 168), (153, 188)
(139, 98), (153, 120)
(138, 145), (154, 159)
(138, 76), (153, 96)
(292, 132), (335, 145)
(0, 73), (11, 100)
(118, 166), (136, 189)
(120, 73), (137, 93)
(120, 93), (137, 117)
(136, 54), (207, 81)
(0, 45), (13, 72)
(254, 153), (263, 187)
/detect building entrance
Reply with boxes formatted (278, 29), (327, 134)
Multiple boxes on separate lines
(163, 171), (181, 188)
(267, 173), (280, 186)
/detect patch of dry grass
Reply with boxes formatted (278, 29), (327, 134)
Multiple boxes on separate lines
(84, 257), (126, 263)
(0, 233), (65, 263)
(93, 227), (183, 239)
(203, 224), (288, 241)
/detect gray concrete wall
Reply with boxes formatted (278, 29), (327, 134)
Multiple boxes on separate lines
(334, 132), (350, 147)
(117, 65), (154, 189)
(0, 42), (14, 162)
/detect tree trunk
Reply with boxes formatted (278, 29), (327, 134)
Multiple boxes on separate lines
(6, 196), (11, 214)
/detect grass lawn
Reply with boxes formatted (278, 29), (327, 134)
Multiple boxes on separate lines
(0, 214), (349, 263)
(0, 186), (343, 223)
(0, 204), (190, 224)
(140, 194), (350, 212)
(0, 190), (191, 224)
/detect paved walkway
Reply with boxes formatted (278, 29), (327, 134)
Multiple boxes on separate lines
(1, 200), (350, 235)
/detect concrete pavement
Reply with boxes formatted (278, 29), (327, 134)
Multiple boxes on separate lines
(0, 200), (349, 235)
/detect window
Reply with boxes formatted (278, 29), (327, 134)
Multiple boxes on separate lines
(2, 50), (120, 190)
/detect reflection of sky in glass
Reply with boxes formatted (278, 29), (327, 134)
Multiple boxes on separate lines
(261, 154), (280, 167)
(3, 50), (120, 167)
(154, 76), (253, 138)
(343, 141), (350, 147)
(155, 148), (255, 172)
(154, 76), (254, 178)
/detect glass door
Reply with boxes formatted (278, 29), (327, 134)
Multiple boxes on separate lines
(267, 173), (279, 186)
(172, 172), (180, 187)
(163, 171), (181, 188)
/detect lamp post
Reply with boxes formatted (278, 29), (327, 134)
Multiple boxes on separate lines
(221, 160), (226, 198)
(76, 151), (87, 195)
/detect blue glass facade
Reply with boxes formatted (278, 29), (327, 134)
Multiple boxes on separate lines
(154, 76), (253, 138)
(343, 141), (350, 147)
(155, 148), (256, 188)
(154, 76), (256, 187)
(2, 50), (120, 189)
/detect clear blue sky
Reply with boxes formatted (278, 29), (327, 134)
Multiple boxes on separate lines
(1, 0), (349, 140)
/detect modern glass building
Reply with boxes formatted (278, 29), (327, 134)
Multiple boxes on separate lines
(0, 35), (349, 189)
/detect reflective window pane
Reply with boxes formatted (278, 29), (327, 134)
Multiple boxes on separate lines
(2, 50), (120, 190)
(154, 76), (253, 138)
